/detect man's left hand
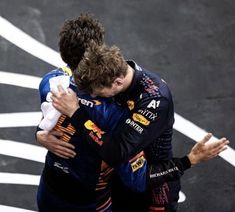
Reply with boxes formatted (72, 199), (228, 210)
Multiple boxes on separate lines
(51, 85), (79, 117)
(188, 133), (229, 166)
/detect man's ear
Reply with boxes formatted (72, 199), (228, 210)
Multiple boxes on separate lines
(113, 77), (124, 86)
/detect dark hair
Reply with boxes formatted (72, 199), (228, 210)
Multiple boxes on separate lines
(59, 14), (104, 70)
(74, 43), (127, 93)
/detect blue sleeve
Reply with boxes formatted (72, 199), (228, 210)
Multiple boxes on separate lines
(70, 96), (170, 165)
(78, 97), (129, 132)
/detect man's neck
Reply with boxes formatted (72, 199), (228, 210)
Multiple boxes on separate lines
(121, 64), (134, 92)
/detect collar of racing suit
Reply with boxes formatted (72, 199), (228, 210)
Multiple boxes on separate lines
(114, 60), (142, 104)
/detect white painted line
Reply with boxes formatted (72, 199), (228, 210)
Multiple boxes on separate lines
(0, 173), (40, 185)
(0, 16), (65, 67)
(178, 191), (186, 203)
(0, 139), (46, 163)
(0, 112), (42, 128)
(0, 205), (36, 212)
(0, 71), (41, 89)
(174, 113), (235, 167)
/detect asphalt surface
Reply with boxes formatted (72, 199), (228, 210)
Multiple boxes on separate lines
(0, 0), (234, 211)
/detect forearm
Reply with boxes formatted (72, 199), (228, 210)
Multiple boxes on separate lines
(149, 156), (191, 185)
(35, 126), (43, 144)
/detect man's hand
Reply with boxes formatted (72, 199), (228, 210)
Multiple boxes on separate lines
(36, 130), (76, 159)
(51, 85), (79, 117)
(188, 133), (229, 166)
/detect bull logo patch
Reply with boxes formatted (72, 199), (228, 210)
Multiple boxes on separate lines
(84, 120), (104, 138)
(127, 100), (135, 110)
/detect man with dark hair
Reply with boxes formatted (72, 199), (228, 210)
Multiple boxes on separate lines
(36, 14), (116, 212)
(51, 43), (229, 212)
(59, 14), (104, 71)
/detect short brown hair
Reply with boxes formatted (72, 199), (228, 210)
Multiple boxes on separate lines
(59, 14), (104, 71)
(74, 43), (128, 93)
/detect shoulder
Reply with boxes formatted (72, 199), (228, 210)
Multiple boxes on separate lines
(39, 68), (65, 88)
(138, 69), (173, 103)
(39, 67), (71, 102)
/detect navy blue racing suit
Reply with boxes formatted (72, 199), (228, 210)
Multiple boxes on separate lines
(69, 61), (191, 211)
(37, 67), (148, 212)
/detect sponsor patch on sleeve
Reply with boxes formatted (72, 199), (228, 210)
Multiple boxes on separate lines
(84, 120), (104, 146)
(132, 113), (150, 126)
(147, 100), (160, 109)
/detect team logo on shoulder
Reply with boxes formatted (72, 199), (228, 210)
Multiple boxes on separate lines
(84, 120), (104, 146)
(127, 100), (135, 110)
(132, 113), (150, 126)
(147, 100), (160, 109)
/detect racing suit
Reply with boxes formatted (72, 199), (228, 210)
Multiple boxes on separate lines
(69, 61), (191, 211)
(37, 67), (148, 212)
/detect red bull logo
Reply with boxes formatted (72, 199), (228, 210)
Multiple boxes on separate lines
(84, 120), (104, 139)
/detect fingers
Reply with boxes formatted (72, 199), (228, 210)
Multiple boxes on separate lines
(50, 88), (59, 97)
(50, 130), (64, 137)
(51, 85), (66, 98)
(54, 152), (70, 159)
(200, 133), (213, 144)
(44, 131), (76, 158)
(207, 138), (229, 157)
(59, 140), (76, 150)
(50, 93), (60, 106)
(209, 137), (229, 150)
(218, 146), (228, 154)
(50, 140), (76, 158)
(54, 151), (74, 159)
(57, 84), (66, 92)
(54, 144), (76, 158)
(67, 87), (75, 94)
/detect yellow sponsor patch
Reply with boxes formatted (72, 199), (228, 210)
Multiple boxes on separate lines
(127, 100), (135, 110)
(131, 156), (146, 172)
(132, 113), (150, 126)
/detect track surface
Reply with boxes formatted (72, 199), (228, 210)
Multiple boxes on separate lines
(0, 1), (234, 211)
